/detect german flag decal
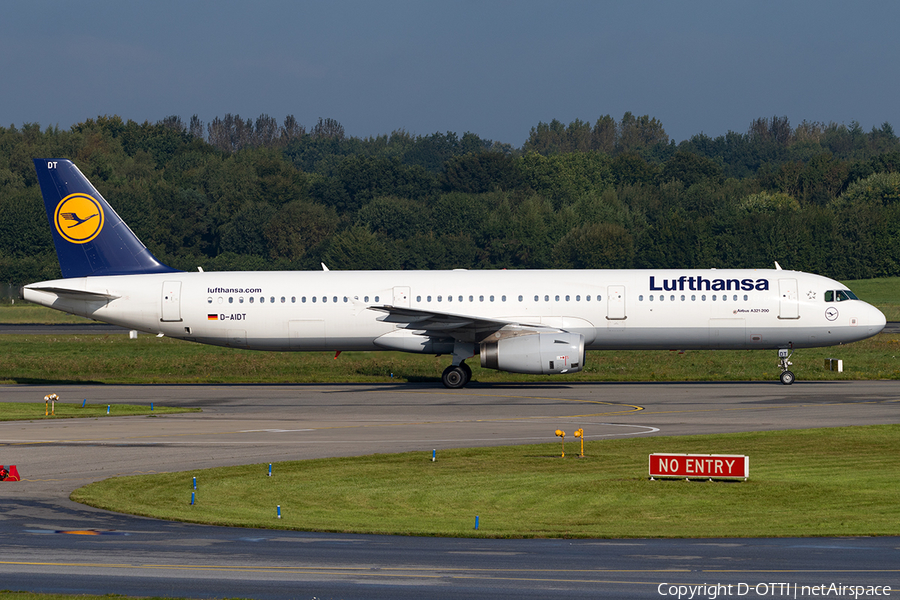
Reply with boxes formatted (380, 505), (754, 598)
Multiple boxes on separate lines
(208, 314), (218, 320)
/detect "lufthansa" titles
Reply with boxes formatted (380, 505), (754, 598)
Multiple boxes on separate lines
(650, 276), (769, 292)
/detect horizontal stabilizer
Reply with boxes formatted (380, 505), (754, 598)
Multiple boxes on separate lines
(24, 285), (119, 301)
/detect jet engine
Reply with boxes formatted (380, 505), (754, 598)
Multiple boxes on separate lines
(480, 332), (584, 375)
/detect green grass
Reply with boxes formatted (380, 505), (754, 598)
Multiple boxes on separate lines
(71, 425), (900, 538)
(0, 402), (199, 421)
(0, 303), (96, 324)
(0, 332), (897, 384)
(843, 276), (900, 320)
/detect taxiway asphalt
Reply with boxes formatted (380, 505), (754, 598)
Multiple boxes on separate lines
(1, 381), (898, 598)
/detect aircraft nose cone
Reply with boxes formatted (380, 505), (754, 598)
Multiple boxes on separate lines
(869, 303), (887, 334)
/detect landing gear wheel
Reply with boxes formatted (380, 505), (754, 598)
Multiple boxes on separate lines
(460, 361), (472, 382)
(777, 349), (795, 386)
(442, 365), (469, 389)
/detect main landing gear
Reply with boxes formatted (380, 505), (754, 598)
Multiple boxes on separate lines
(441, 361), (472, 389)
(777, 349), (795, 385)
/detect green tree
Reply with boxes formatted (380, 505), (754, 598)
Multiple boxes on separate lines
(553, 223), (634, 269)
(443, 152), (522, 193)
(660, 151), (724, 187)
(836, 171), (900, 206)
(265, 200), (339, 262)
(740, 191), (800, 213)
(616, 112), (668, 154)
(520, 151), (612, 205)
(219, 202), (277, 257)
(356, 196), (428, 239)
(610, 153), (658, 186)
(323, 226), (399, 270)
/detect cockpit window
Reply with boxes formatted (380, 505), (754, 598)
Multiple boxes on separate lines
(826, 289), (859, 302)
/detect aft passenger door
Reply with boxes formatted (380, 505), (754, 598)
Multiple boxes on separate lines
(160, 281), (182, 322)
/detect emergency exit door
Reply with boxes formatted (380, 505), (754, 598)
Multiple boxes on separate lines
(607, 285), (626, 320)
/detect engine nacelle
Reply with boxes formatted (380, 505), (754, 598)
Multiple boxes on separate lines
(480, 332), (585, 375)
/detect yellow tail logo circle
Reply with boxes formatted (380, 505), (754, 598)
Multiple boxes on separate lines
(54, 193), (104, 244)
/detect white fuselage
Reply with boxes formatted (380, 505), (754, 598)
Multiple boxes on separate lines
(22, 268), (886, 353)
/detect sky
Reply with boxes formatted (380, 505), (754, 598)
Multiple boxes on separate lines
(3, 1), (900, 148)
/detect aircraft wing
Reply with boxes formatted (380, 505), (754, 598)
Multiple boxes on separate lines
(368, 305), (550, 343)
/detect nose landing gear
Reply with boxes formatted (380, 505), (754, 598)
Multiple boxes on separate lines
(777, 348), (794, 385)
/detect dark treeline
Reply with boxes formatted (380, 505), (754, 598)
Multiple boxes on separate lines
(2, 112), (900, 287)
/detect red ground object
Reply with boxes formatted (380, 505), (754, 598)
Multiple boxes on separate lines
(0, 465), (20, 481)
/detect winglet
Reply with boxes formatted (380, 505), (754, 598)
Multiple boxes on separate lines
(33, 159), (178, 278)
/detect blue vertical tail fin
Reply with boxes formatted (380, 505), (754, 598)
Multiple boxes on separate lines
(34, 159), (177, 278)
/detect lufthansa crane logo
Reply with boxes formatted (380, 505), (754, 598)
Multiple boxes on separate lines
(54, 193), (104, 244)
